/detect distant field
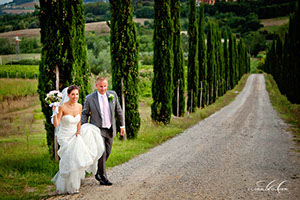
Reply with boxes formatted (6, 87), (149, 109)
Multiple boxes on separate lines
(0, 64), (39, 79)
(259, 17), (289, 34)
(0, 78), (38, 101)
(1, 0), (38, 14)
(260, 17), (289, 27)
(0, 18), (150, 39)
(2, 9), (35, 14)
(0, 53), (40, 65)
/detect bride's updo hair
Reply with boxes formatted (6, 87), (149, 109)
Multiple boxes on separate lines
(67, 85), (80, 94)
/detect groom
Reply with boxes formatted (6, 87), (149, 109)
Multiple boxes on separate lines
(81, 76), (125, 186)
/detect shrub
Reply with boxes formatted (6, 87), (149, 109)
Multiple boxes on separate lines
(0, 38), (14, 55)
(140, 52), (153, 65)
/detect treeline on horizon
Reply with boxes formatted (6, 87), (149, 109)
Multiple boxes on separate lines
(0, 0), (297, 33)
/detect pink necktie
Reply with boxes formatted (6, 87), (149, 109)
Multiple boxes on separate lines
(102, 95), (111, 127)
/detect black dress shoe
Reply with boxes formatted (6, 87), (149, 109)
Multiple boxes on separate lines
(95, 174), (101, 182)
(100, 179), (113, 186)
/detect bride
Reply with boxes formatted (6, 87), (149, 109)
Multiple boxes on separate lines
(51, 85), (104, 194)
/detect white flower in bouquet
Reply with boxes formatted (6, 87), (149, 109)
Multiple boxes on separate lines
(45, 90), (62, 107)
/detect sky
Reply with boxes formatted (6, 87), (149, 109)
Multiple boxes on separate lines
(0, 0), (13, 5)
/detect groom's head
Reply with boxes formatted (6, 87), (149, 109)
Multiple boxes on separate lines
(96, 77), (108, 95)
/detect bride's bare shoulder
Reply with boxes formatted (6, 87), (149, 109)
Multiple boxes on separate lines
(76, 103), (82, 109)
(59, 104), (67, 111)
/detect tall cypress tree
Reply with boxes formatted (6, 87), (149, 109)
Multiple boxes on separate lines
(223, 31), (230, 91)
(198, 2), (206, 108)
(228, 32), (235, 90)
(187, 0), (198, 112)
(233, 35), (238, 86)
(206, 21), (215, 105)
(171, 0), (185, 117)
(287, 0), (300, 103)
(275, 36), (284, 92)
(211, 22), (217, 103)
(237, 38), (243, 81)
(217, 29), (225, 97)
(38, 0), (90, 156)
(151, 0), (174, 124)
(110, 0), (140, 139)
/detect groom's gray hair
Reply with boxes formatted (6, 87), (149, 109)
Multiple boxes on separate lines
(96, 77), (108, 83)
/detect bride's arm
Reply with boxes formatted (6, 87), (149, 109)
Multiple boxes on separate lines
(53, 106), (63, 128)
(76, 104), (82, 136)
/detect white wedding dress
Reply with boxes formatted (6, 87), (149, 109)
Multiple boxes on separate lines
(51, 114), (104, 194)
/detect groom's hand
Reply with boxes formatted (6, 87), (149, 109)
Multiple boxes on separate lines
(120, 128), (125, 136)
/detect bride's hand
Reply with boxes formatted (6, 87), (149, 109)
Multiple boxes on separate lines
(76, 132), (80, 136)
(52, 105), (57, 111)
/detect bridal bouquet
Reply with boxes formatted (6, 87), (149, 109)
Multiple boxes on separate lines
(45, 90), (62, 107)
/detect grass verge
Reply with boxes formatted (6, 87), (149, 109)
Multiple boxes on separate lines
(264, 73), (300, 149)
(0, 78), (38, 101)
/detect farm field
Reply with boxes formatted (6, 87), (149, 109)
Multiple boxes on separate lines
(0, 53), (40, 65)
(1, 0), (38, 14)
(0, 18), (150, 39)
(259, 16), (289, 33)
(260, 16), (289, 27)
(0, 65), (39, 79)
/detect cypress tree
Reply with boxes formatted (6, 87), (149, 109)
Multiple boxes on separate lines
(223, 31), (230, 91)
(38, 0), (90, 156)
(238, 38), (244, 80)
(212, 24), (218, 101)
(187, 0), (198, 112)
(275, 36), (284, 93)
(151, 0), (174, 124)
(228, 33), (235, 90)
(233, 35), (238, 86)
(287, 0), (300, 103)
(218, 30), (225, 97)
(216, 29), (224, 97)
(211, 22), (217, 103)
(171, 0), (185, 117)
(206, 21), (215, 105)
(198, 3), (207, 108)
(110, 0), (141, 139)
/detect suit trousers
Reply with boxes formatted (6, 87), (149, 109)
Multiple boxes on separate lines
(97, 127), (113, 181)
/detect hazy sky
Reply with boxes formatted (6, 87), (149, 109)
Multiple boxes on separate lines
(0, 0), (13, 5)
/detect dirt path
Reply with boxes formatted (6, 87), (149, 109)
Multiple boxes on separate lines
(49, 74), (300, 200)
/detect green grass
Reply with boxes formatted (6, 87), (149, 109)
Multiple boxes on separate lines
(0, 78), (38, 102)
(0, 73), (250, 199)
(250, 58), (260, 73)
(264, 73), (300, 148)
(0, 65), (39, 79)
(0, 112), (58, 199)
(0, 53), (41, 66)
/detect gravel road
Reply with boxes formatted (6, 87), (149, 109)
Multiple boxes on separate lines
(50, 74), (300, 200)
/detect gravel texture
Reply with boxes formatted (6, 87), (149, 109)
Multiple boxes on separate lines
(49, 74), (300, 200)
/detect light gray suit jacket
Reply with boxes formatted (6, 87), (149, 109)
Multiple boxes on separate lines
(81, 90), (124, 138)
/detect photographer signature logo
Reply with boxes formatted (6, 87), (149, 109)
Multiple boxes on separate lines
(248, 180), (288, 193)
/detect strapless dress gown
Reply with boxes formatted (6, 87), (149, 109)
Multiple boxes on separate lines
(51, 114), (104, 194)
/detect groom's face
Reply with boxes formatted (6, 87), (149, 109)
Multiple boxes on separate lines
(96, 80), (108, 95)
